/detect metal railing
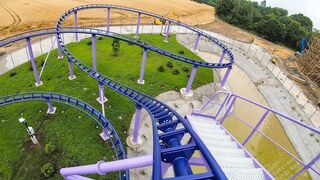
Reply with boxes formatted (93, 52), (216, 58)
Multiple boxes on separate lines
(194, 90), (320, 179)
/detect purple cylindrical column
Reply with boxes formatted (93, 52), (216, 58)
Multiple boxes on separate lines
(57, 35), (63, 59)
(220, 96), (236, 124)
(164, 21), (171, 42)
(26, 38), (42, 86)
(46, 101), (56, 114)
(74, 11), (78, 41)
(220, 67), (231, 87)
(132, 104), (142, 144)
(96, 82), (107, 104)
(92, 35), (97, 71)
(185, 65), (198, 94)
(135, 13), (141, 38)
(218, 51), (226, 64)
(106, 7), (110, 32)
(68, 59), (76, 80)
(193, 33), (201, 51)
(138, 48), (148, 84)
(60, 155), (153, 177)
(242, 110), (269, 146)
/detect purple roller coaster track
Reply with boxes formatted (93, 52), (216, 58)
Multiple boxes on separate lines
(0, 4), (319, 180)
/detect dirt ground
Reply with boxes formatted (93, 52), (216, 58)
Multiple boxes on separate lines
(0, 0), (214, 39)
(198, 19), (294, 59)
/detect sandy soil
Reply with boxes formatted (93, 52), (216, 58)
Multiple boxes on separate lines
(0, 0), (214, 38)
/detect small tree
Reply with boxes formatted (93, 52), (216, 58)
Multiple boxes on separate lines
(112, 39), (120, 56)
(45, 142), (56, 155)
(41, 163), (55, 178)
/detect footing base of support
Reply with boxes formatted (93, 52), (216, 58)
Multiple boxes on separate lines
(163, 40), (168, 43)
(68, 75), (76, 80)
(137, 79), (145, 84)
(57, 55), (63, 59)
(99, 132), (110, 141)
(96, 97), (108, 104)
(47, 107), (57, 115)
(126, 136), (143, 150)
(134, 36), (139, 39)
(180, 88), (193, 100)
(214, 83), (228, 92)
(35, 81), (43, 87)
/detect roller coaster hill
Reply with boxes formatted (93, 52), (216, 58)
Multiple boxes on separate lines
(0, 4), (319, 180)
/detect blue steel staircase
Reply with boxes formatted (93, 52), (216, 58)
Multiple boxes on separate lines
(186, 115), (274, 180)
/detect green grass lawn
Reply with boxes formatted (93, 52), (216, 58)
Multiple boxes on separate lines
(0, 34), (213, 179)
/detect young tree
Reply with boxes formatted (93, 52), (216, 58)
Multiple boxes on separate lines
(290, 14), (313, 31)
(112, 39), (120, 56)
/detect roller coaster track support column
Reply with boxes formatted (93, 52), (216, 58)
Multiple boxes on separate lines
(218, 50), (226, 64)
(57, 34), (63, 59)
(193, 33), (201, 51)
(67, 58), (76, 80)
(138, 48), (148, 84)
(180, 64), (198, 97)
(46, 101), (57, 114)
(135, 13), (141, 38)
(221, 67), (231, 87)
(100, 124), (110, 141)
(106, 7), (110, 32)
(74, 10), (79, 41)
(92, 34), (97, 71)
(164, 21), (171, 43)
(96, 82), (107, 104)
(127, 104), (143, 147)
(26, 38), (43, 87)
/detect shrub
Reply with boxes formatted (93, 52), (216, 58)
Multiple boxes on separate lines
(158, 65), (165, 72)
(44, 142), (56, 155)
(166, 61), (173, 68)
(9, 72), (17, 78)
(41, 163), (54, 178)
(178, 50), (184, 54)
(172, 68), (179, 75)
(182, 67), (190, 72)
(86, 41), (92, 46)
(97, 36), (103, 40)
(112, 39), (120, 56)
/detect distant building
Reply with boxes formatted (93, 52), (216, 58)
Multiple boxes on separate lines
(260, 0), (266, 7)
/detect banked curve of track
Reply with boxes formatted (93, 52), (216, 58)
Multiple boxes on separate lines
(56, 5), (228, 180)
(0, 27), (231, 69)
(0, 92), (129, 179)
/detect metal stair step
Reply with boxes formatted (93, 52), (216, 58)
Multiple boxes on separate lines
(203, 139), (238, 149)
(187, 115), (218, 124)
(193, 126), (226, 135)
(197, 131), (232, 141)
(222, 168), (265, 180)
(208, 147), (246, 158)
(214, 157), (255, 169)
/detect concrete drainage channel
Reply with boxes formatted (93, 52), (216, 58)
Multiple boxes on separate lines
(176, 33), (320, 179)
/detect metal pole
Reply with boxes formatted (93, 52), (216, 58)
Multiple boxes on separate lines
(57, 34), (63, 59)
(74, 11), (78, 41)
(132, 104), (142, 144)
(220, 67), (232, 87)
(242, 110), (269, 146)
(164, 21), (171, 43)
(220, 96), (236, 124)
(290, 154), (320, 180)
(92, 34), (97, 71)
(193, 33), (201, 51)
(106, 7), (110, 32)
(26, 38), (42, 86)
(68, 58), (76, 80)
(135, 13), (141, 38)
(97, 82), (107, 104)
(138, 48), (148, 84)
(46, 101), (57, 114)
(218, 51), (226, 64)
(185, 65), (198, 94)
